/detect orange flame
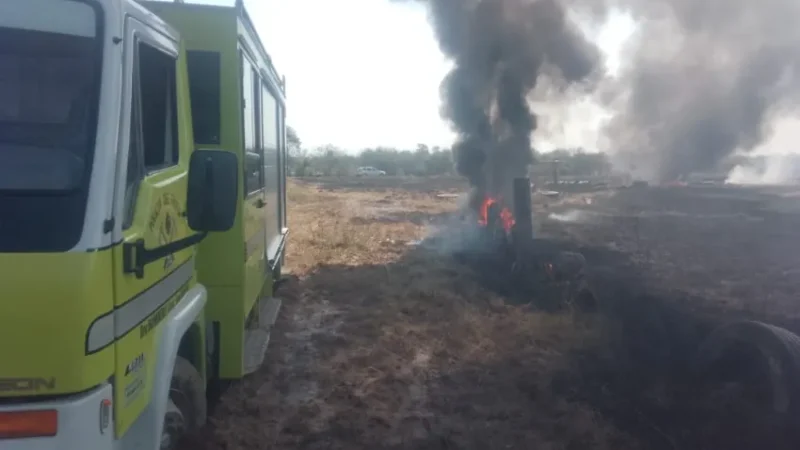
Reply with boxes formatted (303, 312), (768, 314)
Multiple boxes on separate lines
(478, 196), (515, 233)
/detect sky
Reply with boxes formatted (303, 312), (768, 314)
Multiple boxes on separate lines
(167, 0), (635, 152)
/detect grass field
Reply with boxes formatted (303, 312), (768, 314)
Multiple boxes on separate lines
(182, 177), (800, 450)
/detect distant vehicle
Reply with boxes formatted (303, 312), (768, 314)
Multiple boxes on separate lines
(357, 166), (387, 176)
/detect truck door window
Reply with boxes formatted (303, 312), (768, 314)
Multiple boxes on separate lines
(123, 40), (179, 228)
(139, 44), (178, 170)
(242, 55), (263, 196)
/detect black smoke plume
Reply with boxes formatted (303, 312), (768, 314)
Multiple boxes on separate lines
(395, 0), (800, 184)
(395, 0), (601, 206)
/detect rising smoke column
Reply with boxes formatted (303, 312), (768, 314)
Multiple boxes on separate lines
(395, 0), (800, 185)
(599, 0), (800, 182)
(398, 0), (601, 204)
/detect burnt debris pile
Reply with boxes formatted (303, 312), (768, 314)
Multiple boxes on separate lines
(433, 176), (593, 311)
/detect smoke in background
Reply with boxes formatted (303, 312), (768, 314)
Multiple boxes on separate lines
(394, 0), (800, 184)
(393, 0), (601, 204)
(602, 0), (800, 182)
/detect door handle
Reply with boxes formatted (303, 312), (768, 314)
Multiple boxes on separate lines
(255, 198), (266, 208)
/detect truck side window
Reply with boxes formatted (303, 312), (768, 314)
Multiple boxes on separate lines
(278, 104), (287, 228)
(123, 40), (179, 228)
(261, 84), (280, 243)
(186, 50), (221, 145)
(241, 54), (263, 196)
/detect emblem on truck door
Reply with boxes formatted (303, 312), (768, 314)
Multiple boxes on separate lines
(160, 213), (177, 270)
(148, 193), (182, 271)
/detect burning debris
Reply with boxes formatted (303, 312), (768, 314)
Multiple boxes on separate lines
(439, 175), (592, 310)
(477, 196), (515, 233)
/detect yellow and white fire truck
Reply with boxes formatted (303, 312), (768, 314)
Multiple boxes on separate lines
(0, 0), (288, 448)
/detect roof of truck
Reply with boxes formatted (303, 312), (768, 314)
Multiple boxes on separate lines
(119, 0), (181, 42)
(140, 0), (285, 98)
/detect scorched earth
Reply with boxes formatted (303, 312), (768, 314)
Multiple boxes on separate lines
(180, 176), (800, 450)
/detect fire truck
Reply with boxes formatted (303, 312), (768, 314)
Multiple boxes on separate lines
(0, 0), (288, 448)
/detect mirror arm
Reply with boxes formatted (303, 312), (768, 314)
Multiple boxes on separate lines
(123, 232), (208, 279)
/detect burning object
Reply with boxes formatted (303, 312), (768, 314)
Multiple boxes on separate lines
(478, 196), (515, 233)
(462, 176), (590, 310)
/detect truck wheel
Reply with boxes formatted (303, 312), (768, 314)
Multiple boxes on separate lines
(161, 357), (207, 450)
(694, 320), (800, 413)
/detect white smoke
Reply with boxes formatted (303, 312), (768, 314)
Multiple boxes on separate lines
(726, 155), (800, 185)
(725, 117), (800, 185)
(548, 209), (593, 223)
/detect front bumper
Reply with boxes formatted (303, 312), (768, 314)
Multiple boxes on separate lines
(0, 383), (116, 450)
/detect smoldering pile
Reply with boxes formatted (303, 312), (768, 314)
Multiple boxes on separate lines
(418, 179), (593, 311)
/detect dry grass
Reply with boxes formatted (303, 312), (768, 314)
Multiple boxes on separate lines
(185, 178), (638, 450)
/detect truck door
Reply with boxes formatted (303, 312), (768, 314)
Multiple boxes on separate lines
(241, 51), (268, 301)
(111, 18), (194, 437)
(261, 82), (281, 265)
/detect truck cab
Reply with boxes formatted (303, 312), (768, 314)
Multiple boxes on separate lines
(0, 0), (288, 448)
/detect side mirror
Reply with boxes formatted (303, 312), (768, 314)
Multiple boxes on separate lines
(187, 150), (238, 232)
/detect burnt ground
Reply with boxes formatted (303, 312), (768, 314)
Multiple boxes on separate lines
(533, 184), (800, 449)
(181, 178), (800, 450)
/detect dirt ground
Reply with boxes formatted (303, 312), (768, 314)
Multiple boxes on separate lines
(183, 177), (800, 450)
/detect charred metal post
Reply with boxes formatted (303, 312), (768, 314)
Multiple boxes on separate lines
(509, 176), (537, 297)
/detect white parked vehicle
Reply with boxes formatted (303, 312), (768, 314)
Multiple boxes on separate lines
(356, 166), (386, 176)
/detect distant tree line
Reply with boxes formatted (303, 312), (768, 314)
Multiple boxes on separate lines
(286, 127), (612, 178)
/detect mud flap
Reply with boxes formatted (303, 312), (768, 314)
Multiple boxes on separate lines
(243, 297), (282, 374)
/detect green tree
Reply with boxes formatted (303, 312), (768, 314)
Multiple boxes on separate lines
(286, 126), (311, 176)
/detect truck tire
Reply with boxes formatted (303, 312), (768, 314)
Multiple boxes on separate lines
(694, 320), (800, 413)
(161, 357), (207, 450)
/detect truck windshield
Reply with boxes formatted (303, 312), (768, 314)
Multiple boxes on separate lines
(0, 0), (101, 252)
(0, 0), (100, 191)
